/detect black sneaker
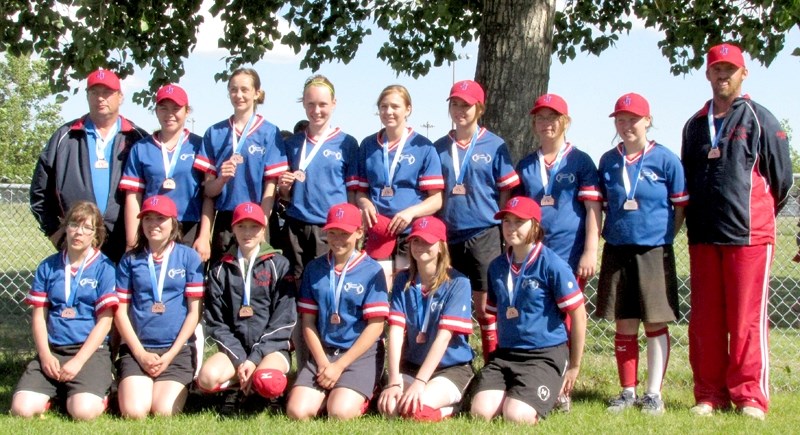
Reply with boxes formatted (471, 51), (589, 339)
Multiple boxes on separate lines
(219, 390), (241, 417)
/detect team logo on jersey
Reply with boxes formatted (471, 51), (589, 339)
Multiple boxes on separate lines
(522, 279), (540, 291)
(733, 126), (748, 141)
(323, 149), (343, 160)
(537, 385), (551, 402)
(343, 282), (364, 294)
(555, 172), (576, 184)
(471, 153), (492, 163)
(397, 154), (416, 165)
(168, 268), (186, 279)
(640, 169), (660, 181)
(79, 278), (98, 288)
(430, 300), (442, 312)
(248, 144), (266, 155)
(180, 153), (195, 161)
(254, 269), (272, 287)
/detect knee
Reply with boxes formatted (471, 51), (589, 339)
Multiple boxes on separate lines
(67, 395), (106, 421)
(10, 394), (48, 418)
(251, 369), (287, 399)
(470, 400), (496, 421)
(503, 407), (538, 424)
(327, 401), (362, 420)
(119, 398), (150, 420)
(286, 402), (315, 421)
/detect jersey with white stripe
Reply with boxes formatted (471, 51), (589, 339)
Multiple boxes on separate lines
(516, 144), (601, 270)
(598, 142), (689, 246)
(298, 251), (389, 349)
(434, 128), (520, 243)
(486, 243), (583, 350)
(120, 131), (204, 221)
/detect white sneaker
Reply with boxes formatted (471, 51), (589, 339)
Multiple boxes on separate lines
(741, 406), (765, 421)
(690, 403), (714, 417)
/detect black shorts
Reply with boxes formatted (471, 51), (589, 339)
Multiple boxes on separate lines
(116, 344), (196, 385)
(210, 210), (235, 267)
(399, 360), (474, 393)
(448, 226), (503, 292)
(293, 342), (384, 399)
(179, 220), (199, 246)
(14, 344), (112, 399)
(285, 216), (328, 279)
(596, 244), (679, 323)
(473, 345), (568, 418)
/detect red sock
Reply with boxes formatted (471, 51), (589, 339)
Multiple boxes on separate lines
(412, 405), (443, 422)
(479, 315), (498, 364)
(614, 333), (639, 389)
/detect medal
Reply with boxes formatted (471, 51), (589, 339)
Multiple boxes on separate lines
(151, 302), (166, 314)
(451, 184), (466, 195)
(540, 195), (555, 206)
(61, 307), (76, 319)
(162, 178), (176, 190)
(506, 306), (519, 319)
(415, 332), (427, 344)
(623, 199), (639, 211)
(381, 186), (394, 197)
(239, 305), (254, 318)
(294, 170), (306, 182)
(707, 148), (721, 159)
(94, 159), (109, 169)
(330, 313), (341, 324)
(231, 153), (244, 164)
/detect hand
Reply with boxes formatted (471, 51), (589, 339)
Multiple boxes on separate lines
(219, 159), (238, 180)
(278, 171), (296, 189)
(137, 351), (162, 377)
(58, 357), (85, 382)
(39, 352), (61, 381)
(398, 379), (426, 416)
(560, 366), (581, 397)
(357, 198), (377, 228)
(388, 209), (415, 235)
(377, 384), (403, 415)
(48, 228), (65, 250)
(192, 235), (211, 262)
(150, 350), (176, 378)
(316, 361), (344, 390)
(237, 360), (257, 395)
(576, 250), (597, 279)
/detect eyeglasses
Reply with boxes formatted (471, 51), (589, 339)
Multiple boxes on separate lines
(67, 222), (96, 233)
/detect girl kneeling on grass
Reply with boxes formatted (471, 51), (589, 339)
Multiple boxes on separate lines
(114, 195), (204, 418)
(471, 196), (586, 424)
(12, 202), (118, 420)
(378, 216), (474, 421)
(196, 202), (296, 410)
(287, 203), (389, 420)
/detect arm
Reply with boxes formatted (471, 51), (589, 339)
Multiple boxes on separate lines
(59, 310), (114, 382)
(204, 265), (248, 366)
(123, 191), (142, 251)
(355, 190), (378, 228)
(561, 303), (587, 397)
(30, 133), (64, 246)
(398, 329), (453, 415)
(192, 196), (215, 262)
(114, 300), (160, 373)
(674, 205), (686, 234)
(203, 160), (237, 198)
(577, 200), (602, 279)
(261, 179), (277, 222)
(316, 317), (384, 390)
(301, 313), (329, 375)
(758, 108), (793, 212)
(378, 324), (405, 414)
(389, 190), (443, 235)
(153, 297), (202, 377)
(32, 306), (61, 380)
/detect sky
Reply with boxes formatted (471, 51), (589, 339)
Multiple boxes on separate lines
(59, 7), (800, 163)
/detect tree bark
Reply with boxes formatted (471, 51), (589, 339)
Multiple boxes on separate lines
(476, 0), (556, 163)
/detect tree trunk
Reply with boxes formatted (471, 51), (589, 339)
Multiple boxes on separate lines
(476, 0), (556, 163)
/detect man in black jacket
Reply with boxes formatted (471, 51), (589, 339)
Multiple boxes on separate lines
(30, 69), (148, 263)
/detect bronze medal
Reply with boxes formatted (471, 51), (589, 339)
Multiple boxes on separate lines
(151, 302), (166, 314)
(451, 184), (466, 195)
(415, 332), (427, 344)
(162, 178), (176, 190)
(239, 305), (254, 318)
(61, 307), (76, 319)
(330, 313), (341, 324)
(540, 195), (555, 206)
(707, 148), (721, 159)
(381, 186), (394, 197)
(294, 170), (306, 182)
(506, 306), (519, 319)
(231, 153), (244, 164)
(623, 199), (639, 211)
(94, 159), (109, 169)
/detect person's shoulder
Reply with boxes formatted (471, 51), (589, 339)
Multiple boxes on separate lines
(409, 130), (434, 147)
(360, 132), (380, 147)
(432, 133), (451, 149)
(357, 252), (384, 275)
(38, 251), (63, 271)
(446, 268), (471, 290)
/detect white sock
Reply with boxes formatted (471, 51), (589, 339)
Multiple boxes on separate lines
(645, 327), (670, 397)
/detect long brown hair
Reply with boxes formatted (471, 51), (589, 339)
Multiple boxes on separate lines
(229, 68), (266, 105)
(133, 216), (182, 254)
(404, 241), (452, 296)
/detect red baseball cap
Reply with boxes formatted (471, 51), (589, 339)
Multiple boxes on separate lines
(494, 196), (542, 223)
(609, 93), (650, 118)
(251, 368), (287, 399)
(408, 216), (447, 244)
(87, 69), (121, 91)
(707, 43), (745, 69)
(156, 84), (189, 106)
(232, 202), (266, 226)
(448, 80), (485, 106)
(138, 195), (177, 218)
(365, 214), (396, 259)
(323, 203), (362, 233)
(530, 93), (568, 115)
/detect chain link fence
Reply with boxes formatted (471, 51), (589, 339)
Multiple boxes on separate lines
(2, 178), (799, 392)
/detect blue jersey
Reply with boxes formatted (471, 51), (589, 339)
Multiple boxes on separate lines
(486, 243), (584, 350)
(27, 249), (118, 346)
(297, 251), (389, 349)
(434, 128), (520, 243)
(284, 128), (360, 225)
(388, 269), (474, 368)
(598, 142), (689, 246)
(194, 115), (288, 211)
(357, 128), (444, 222)
(120, 130), (204, 222)
(116, 242), (204, 348)
(516, 144), (602, 270)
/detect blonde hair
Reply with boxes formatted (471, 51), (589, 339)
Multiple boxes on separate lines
(300, 74), (335, 102)
(377, 84), (412, 109)
(229, 68), (265, 105)
(404, 241), (451, 296)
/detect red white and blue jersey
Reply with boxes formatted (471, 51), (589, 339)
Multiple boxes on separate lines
(297, 251), (389, 349)
(486, 243), (583, 350)
(120, 130), (204, 222)
(26, 249), (118, 346)
(193, 115), (288, 211)
(516, 144), (602, 270)
(116, 242), (204, 348)
(388, 269), (474, 368)
(434, 128), (520, 243)
(598, 142), (689, 246)
(356, 128), (444, 225)
(284, 128), (360, 225)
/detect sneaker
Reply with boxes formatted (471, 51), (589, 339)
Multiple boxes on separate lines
(639, 393), (665, 416)
(554, 394), (571, 413)
(219, 390), (241, 417)
(607, 390), (637, 414)
(690, 403), (714, 417)
(741, 406), (765, 421)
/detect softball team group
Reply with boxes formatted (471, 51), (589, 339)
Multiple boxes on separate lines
(11, 42), (783, 424)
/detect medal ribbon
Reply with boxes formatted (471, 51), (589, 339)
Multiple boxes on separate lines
(382, 128), (411, 188)
(538, 142), (568, 197)
(237, 247), (259, 307)
(230, 114), (256, 157)
(330, 251), (358, 317)
(298, 127), (331, 172)
(450, 128), (480, 186)
(505, 243), (541, 308)
(621, 143), (648, 202)
(89, 118), (120, 163)
(412, 276), (434, 337)
(706, 101), (726, 150)
(147, 242), (174, 303)
(159, 129), (186, 181)
(63, 248), (93, 308)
